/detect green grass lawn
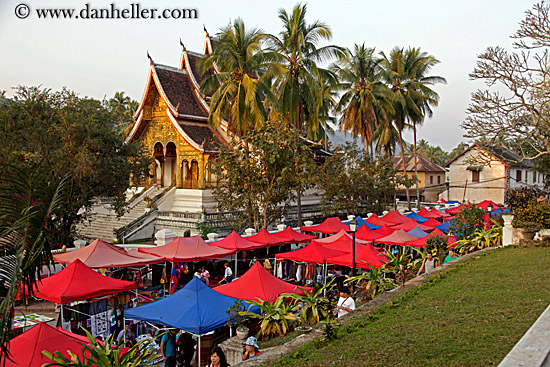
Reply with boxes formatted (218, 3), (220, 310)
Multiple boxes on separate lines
(270, 246), (550, 367)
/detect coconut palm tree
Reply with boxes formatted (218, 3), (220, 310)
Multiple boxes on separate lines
(332, 44), (393, 157)
(200, 18), (273, 137)
(0, 166), (67, 360)
(381, 47), (445, 209)
(267, 3), (343, 225)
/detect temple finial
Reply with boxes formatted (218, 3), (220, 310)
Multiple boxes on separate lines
(147, 51), (153, 64)
(179, 38), (185, 50)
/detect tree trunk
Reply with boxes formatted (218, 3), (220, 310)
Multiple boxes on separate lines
(413, 126), (420, 209)
(244, 141), (254, 228)
(398, 131), (411, 210)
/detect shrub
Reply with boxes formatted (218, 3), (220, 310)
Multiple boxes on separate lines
(425, 233), (449, 264)
(449, 204), (486, 240)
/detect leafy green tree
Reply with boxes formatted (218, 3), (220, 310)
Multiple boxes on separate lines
(211, 118), (315, 230)
(315, 142), (399, 216)
(200, 18), (273, 137)
(332, 44), (393, 157)
(425, 233), (449, 265)
(0, 86), (151, 247)
(0, 166), (68, 360)
(449, 204), (486, 240)
(267, 3), (343, 225)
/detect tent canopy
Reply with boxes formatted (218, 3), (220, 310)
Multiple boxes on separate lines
(406, 211), (430, 223)
(53, 239), (165, 268)
(275, 241), (347, 264)
(209, 231), (267, 251)
(392, 218), (434, 232)
(406, 228), (457, 248)
(373, 224), (396, 237)
(419, 218), (443, 227)
(139, 236), (235, 262)
(313, 229), (370, 245)
(344, 216), (381, 230)
(272, 227), (316, 244)
(355, 225), (386, 242)
(317, 236), (365, 253)
(326, 244), (386, 269)
(477, 200), (500, 210)
(300, 217), (350, 234)
(375, 229), (418, 246)
(125, 277), (247, 335)
(381, 210), (409, 225)
(366, 213), (393, 227)
(31, 259), (137, 304)
(417, 207), (441, 219)
(407, 227), (430, 238)
(436, 219), (453, 233)
(247, 228), (289, 247)
(430, 208), (452, 218)
(214, 262), (309, 302)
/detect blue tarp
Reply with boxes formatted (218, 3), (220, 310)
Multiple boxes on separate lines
(344, 216), (381, 230)
(406, 212), (429, 223)
(436, 219), (453, 233)
(445, 201), (462, 206)
(407, 227), (430, 238)
(491, 207), (511, 217)
(125, 277), (252, 335)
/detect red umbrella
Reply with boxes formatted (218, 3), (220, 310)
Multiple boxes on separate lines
(375, 229), (418, 246)
(300, 217), (350, 234)
(139, 236), (235, 262)
(247, 228), (290, 247)
(30, 259), (137, 304)
(214, 262), (310, 302)
(272, 226), (316, 244)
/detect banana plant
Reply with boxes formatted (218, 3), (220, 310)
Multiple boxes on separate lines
(240, 296), (298, 338)
(42, 328), (160, 367)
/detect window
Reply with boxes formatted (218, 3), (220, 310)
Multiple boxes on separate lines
(516, 170), (522, 182)
(534, 171), (537, 183)
(430, 176), (433, 185)
(438, 176), (441, 184)
(526, 171), (529, 183)
(472, 170), (480, 183)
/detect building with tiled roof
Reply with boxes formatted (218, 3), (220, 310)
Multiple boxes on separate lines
(392, 154), (446, 203)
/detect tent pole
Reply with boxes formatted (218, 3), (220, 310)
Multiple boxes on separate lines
(60, 304), (64, 330)
(234, 253), (238, 279)
(198, 335), (202, 367)
(324, 262), (327, 285)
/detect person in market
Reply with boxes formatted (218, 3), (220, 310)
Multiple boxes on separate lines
(207, 346), (230, 367)
(249, 256), (258, 268)
(218, 263), (233, 285)
(336, 286), (355, 318)
(443, 248), (459, 264)
(417, 252), (438, 276)
(175, 331), (195, 367)
(200, 267), (210, 286)
(243, 336), (261, 360)
(160, 328), (179, 367)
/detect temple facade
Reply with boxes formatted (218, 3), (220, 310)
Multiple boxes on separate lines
(126, 31), (230, 190)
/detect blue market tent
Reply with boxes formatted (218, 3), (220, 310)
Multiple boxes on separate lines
(491, 207), (511, 217)
(406, 212), (429, 223)
(436, 219), (453, 233)
(125, 277), (247, 335)
(344, 216), (381, 230)
(445, 201), (462, 206)
(407, 227), (430, 238)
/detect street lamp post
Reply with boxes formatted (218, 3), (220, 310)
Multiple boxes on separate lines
(349, 219), (358, 278)
(487, 203), (493, 216)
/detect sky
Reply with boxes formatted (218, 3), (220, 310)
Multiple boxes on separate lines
(0, 0), (535, 151)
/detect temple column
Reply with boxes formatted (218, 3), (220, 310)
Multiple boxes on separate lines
(176, 156), (183, 188)
(198, 155), (206, 189)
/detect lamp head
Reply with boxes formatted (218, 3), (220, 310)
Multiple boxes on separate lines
(349, 219), (358, 232)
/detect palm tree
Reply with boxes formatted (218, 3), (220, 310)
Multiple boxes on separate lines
(381, 47), (445, 209)
(317, 74), (338, 150)
(0, 166), (67, 360)
(373, 118), (399, 156)
(200, 18), (272, 137)
(267, 3), (343, 225)
(332, 44), (393, 157)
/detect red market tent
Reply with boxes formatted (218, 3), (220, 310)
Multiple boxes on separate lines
(417, 207), (440, 219)
(272, 226), (316, 244)
(1, 322), (128, 367)
(366, 213), (392, 227)
(317, 236), (365, 253)
(30, 259), (137, 304)
(419, 218), (443, 227)
(391, 218), (435, 232)
(373, 224), (396, 237)
(380, 210), (409, 225)
(275, 241), (347, 264)
(477, 200), (500, 210)
(355, 225), (386, 242)
(446, 204), (467, 215)
(214, 262), (309, 302)
(430, 208), (452, 219)
(300, 217), (350, 235)
(375, 229), (419, 246)
(326, 244), (386, 269)
(247, 228), (290, 247)
(210, 231), (268, 251)
(139, 236), (235, 262)
(313, 229), (370, 245)
(53, 239), (165, 268)
(405, 228), (457, 248)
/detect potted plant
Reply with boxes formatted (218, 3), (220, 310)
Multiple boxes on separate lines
(227, 300), (249, 340)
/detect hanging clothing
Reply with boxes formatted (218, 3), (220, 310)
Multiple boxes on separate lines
(296, 265), (303, 282)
